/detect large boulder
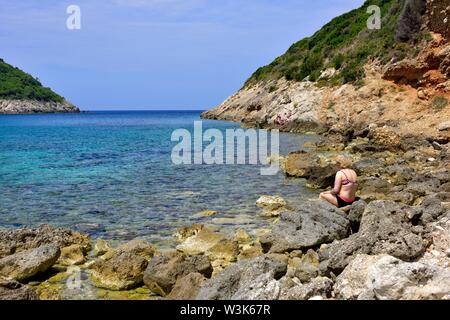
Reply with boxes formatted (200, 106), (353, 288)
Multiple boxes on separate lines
(335, 254), (450, 300)
(90, 240), (156, 291)
(0, 277), (39, 300)
(196, 256), (287, 300)
(0, 225), (91, 259)
(319, 201), (428, 275)
(143, 251), (213, 297)
(0, 245), (60, 282)
(260, 201), (350, 253)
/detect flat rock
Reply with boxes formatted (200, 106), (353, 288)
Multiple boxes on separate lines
(0, 245), (60, 282)
(260, 201), (350, 253)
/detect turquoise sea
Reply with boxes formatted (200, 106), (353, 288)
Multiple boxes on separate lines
(0, 111), (318, 248)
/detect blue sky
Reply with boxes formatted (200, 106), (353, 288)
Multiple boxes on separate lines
(0, 0), (364, 110)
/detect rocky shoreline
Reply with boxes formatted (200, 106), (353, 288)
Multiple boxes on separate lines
(0, 99), (80, 114)
(1, 129), (449, 300)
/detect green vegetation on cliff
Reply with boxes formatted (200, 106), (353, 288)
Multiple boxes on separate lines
(245, 0), (426, 87)
(0, 59), (64, 102)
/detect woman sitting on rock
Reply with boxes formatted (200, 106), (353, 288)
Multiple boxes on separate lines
(319, 156), (358, 209)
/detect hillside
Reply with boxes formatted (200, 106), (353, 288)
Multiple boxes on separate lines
(0, 59), (79, 114)
(202, 0), (450, 142)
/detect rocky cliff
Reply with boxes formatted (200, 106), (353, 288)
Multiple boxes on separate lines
(0, 99), (79, 114)
(202, 0), (450, 142)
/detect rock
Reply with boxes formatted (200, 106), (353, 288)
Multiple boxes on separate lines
(0, 245), (60, 282)
(238, 242), (264, 260)
(293, 250), (320, 283)
(353, 158), (384, 176)
(358, 176), (393, 198)
(260, 201), (350, 253)
(347, 200), (366, 227)
(90, 240), (156, 291)
(143, 252), (213, 296)
(336, 254), (450, 300)
(197, 256), (287, 300)
(369, 256), (450, 300)
(195, 210), (218, 218)
(234, 229), (251, 244)
(319, 201), (428, 275)
(58, 244), (85, 266)
(334, 254), (387, 300)
(232, 272), (281, 300)
(256, 195), (286, 217)
(283, 151), (320, 177)
(306, 164), (340, 189)
(174, 224), (204, 243)
(280, 277), (333, 300)
(438, 121), (450, 131)
(206, 239), (239, 265)
(176, 227), (225, 256)
(369, 127), (402, 149)
(0, 225), (90, 259)
(0, 99), (79, 114)
(166, 272), (207, 300)
(405, 176), (441, 197)
(0, 277), (39, 300)
(94, 239), (111, 257)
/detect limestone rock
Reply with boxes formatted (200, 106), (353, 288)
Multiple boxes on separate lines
(90, 240), (156, 291)
(166, 272), (207, 300)
(94, 239), (111, 257)
(335, 254), (450, 300)
(0, 225), (90, 259)
(58, 244), (86, 266)
(176, 227), (225, 256)
(319, 201), (428, 274)
(197, 256), (287, 300)
(143, 251), (212, 296)
(256, 195), (286, 217)
(0, 245), (60, 282)
(260, 201), (350, 253)
(280, 277), (333, 300)
(0, 99), (79, 114)
(0, 277), (39, 300)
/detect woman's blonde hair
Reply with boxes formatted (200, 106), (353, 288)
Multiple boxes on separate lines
(335, 155), (353, 169)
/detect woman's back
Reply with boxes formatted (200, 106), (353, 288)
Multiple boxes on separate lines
(338, 169), (358, 201)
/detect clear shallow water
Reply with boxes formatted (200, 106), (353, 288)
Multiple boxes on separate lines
(0, 111), (319, 248)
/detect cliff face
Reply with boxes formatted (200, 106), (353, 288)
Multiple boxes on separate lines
(202, 0), (450, 142)
(0, 99), (79, 114)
